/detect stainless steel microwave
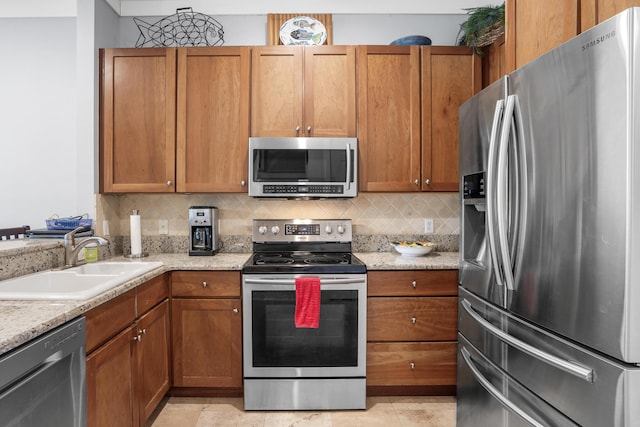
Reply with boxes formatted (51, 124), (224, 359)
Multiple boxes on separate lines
(248, 137), (358, 198)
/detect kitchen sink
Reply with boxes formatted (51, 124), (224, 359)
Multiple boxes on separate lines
(0, 261), (163, 300)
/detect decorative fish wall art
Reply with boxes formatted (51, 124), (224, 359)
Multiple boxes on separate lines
(134, 7), (224, 48)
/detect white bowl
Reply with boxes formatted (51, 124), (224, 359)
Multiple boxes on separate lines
(392, 242), (435, 257)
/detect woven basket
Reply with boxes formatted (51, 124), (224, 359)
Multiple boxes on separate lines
(475, 22), (505, 47)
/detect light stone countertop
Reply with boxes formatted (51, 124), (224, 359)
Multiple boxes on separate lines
(0, 251), (458, 356)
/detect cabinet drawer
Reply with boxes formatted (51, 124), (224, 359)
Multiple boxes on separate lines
(171, 271), (240, 297)
(137, 273), (169, 315)
(367, 297), (457, 341)
(85, 289), (136, 353)
(367, 270), (458, 297)
(367, 341), (457, 386)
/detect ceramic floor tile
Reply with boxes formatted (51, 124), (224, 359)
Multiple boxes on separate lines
(263, 411), (332, 427)
(148, 396), (456, 427)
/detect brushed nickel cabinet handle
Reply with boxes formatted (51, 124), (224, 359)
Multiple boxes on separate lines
(166, 180), (172, 186)
(425, 178), (431, 185)
(411, 317), (417, 324)
(410, 362), (416, 370)
(241, 180), (246, 187)
(411, 280), (417, 288)
(296, 126), (301, 135)
(133, 335), (141, 342)
(232, 308), (239, 314)
(202, 281), (207, 288)
(414, 179), (419, 185)
(307, 125), (312, 135)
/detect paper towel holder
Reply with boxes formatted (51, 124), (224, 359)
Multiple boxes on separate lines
(125, 209), (149, 259)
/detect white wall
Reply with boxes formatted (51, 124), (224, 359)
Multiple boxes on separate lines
(0, 18), (79, 229)
(119, 14), (466, 47)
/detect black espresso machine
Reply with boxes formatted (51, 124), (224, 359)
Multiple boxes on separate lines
(188, 206), (218, 256)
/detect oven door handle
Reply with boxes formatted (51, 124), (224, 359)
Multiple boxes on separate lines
(244, 277), (366, 285)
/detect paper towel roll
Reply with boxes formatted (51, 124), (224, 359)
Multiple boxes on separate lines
(130, 211), (142, 256)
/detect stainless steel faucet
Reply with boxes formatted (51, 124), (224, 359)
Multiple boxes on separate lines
(63, 226), (110, 268)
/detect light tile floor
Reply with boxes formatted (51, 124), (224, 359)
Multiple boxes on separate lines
(148, 396), (456, 427)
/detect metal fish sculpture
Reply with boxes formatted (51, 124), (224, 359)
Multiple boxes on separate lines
(134, 7), (224, 48)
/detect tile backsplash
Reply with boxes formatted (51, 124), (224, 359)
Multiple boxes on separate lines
(95, 192), (460, 251)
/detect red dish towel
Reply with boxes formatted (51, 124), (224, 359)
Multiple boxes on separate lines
(295, 277), (321, 328)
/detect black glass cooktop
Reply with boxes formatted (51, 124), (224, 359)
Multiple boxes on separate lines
(243, 251), (366, 274)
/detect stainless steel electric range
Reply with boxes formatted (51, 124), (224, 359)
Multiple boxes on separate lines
(242, 219), (367, 410)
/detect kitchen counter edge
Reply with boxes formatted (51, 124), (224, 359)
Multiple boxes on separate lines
(0, 251), (458, 355)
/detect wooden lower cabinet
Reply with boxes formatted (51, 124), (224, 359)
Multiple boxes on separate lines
(171, 271), (242, 391)
(86, 274), (170, 427)
(366, 270), (458, 395)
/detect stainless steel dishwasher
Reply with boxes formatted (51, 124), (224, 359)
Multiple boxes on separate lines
(0, 317), (86, 426)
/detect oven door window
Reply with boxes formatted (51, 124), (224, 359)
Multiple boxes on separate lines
(253, 149), (354, 183)
(251, 290), (358, 367)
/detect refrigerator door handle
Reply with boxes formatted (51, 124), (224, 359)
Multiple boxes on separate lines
(460, 346), (545, 427)
(486, 99), (506, 287)
(461, 299), (595, 382)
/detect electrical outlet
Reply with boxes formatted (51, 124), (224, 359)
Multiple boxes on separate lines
(102, 220), (110, 236)
(424, 218), (434, 234)
(159, 219), (169, 235)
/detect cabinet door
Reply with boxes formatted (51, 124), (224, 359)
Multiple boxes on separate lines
(422, 47), (481, 191)
(87, 326), (137, 427)
(100, 48), (176, 193)
(505, 0), (579, 72)
(581, 0), (640, 31)
(251, 46), (303, 136)
(136, 300), (170, 426)
(358, 45), (421, 191)
(176, 47), (250, 192)
(303, 46), (357, 137)
(172, 298), (242, 387)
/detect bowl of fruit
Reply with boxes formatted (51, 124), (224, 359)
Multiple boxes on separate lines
(391, 240), (436, 257)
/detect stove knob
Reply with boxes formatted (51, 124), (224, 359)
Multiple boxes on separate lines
(271, 226), (280, 235)
(258, 225), (268, 235)
(337, 225), (346, 234)
(325, 225), (333, 234)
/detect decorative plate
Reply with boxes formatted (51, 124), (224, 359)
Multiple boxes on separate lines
(279, 16), (327, 46)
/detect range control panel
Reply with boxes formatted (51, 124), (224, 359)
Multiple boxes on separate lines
(252, 219), (352, 243)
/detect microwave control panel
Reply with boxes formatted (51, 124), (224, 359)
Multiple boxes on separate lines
(262, 184), (344, 195)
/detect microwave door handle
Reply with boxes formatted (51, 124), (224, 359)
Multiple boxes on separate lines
(345, 143), (351, 190)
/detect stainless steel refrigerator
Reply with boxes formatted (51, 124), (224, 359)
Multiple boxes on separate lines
(458, 8), (640, 427)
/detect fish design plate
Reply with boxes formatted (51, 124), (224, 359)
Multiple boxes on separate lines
(280, 16), (327, 46)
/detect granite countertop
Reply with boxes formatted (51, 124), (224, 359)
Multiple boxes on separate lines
(0, 251), (458, 356)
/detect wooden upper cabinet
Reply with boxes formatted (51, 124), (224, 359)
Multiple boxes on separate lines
(357, 45), (422, 192)
(251, 45), (356, 137)
(176, 47), (250, 192)
(505, 0), (580, 72)
(100, 48), (177, 193)
(581, 0), (640, 31)
(422, 46), (481, 191)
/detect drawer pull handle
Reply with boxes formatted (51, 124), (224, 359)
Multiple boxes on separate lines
(411, 317), (417, 324)
(233, 308), (239, 314)
(411, 280), (417, 288)
(133, 335), (141, 342)
(202, 281), (207, 288)
(138, 328), (146, 335)
(410, 362), (416, 370)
